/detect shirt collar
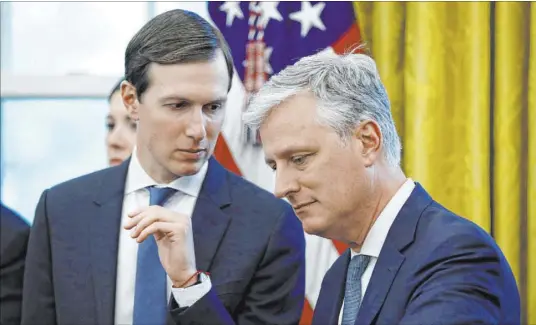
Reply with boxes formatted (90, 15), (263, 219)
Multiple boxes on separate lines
(351, 178), (416, 258)
(125, 147), (209, 198)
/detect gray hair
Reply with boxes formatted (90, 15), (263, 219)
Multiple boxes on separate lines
(243, 50), (401, 167)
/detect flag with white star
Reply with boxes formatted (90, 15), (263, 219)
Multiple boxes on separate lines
(208, 2), (362, 324)
(210, 1), (358, 85)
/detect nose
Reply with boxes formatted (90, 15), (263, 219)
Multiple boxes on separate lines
(107, 125), (125, 149)
(274, 167), (300, 199)
(185, 107), (207, 142)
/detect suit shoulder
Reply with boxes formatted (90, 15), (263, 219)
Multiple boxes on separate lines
(225, 169), (292, 215)
(0, 204), (29, 231)
(410, 201), (518, 297)
(45, 165), (119, 199)
(0, 204), (30, 258)
(416, 201), (500, 253)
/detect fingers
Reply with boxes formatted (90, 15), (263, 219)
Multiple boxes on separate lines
(128, 212), (158, 238)
(135, 221), (176, 243)
(124, 207), (190, 242)
(124, 207), (148, 230)
(124, 213), (142, 230)
(124, 206), (169, 230)
(127, 206), (147, 218)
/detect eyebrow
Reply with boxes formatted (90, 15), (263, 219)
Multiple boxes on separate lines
(264, 145), (314, 165)
(159, 95), (227, 104)
(265, 157), (275, 166)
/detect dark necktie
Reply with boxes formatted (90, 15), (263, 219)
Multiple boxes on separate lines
(133, 186), (176, 325)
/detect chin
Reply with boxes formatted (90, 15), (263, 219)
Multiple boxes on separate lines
(170, 159), (205, 176)
(301, 217), (329, 237)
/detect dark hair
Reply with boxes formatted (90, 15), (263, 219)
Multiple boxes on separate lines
(107, 78), (124, 103)
(124, 9), (234, 101)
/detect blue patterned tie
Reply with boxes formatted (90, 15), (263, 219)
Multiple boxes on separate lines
(133, 187), (176, 325)
(341, 255), (371, 325)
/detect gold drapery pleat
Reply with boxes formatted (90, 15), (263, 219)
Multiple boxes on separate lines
(370, 2), (405, 140)
(493, 0), (529, 289)
(527, 4), (536, 324)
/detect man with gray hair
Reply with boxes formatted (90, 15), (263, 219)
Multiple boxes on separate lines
(243, 50), (520, 325)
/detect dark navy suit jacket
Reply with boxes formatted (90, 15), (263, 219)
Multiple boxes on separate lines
(22, 158), (305, 325)
(312, 184), (520, 325)
(1, 203), (30, 325)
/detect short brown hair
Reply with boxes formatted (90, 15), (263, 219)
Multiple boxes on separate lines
(124, 9), (234, 101)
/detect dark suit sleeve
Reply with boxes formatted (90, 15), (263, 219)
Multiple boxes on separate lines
(400, 233), (515, 325)
(169, 204), (306, 325)
(21, 190), (57, 325)
(0, 208), (30, 325)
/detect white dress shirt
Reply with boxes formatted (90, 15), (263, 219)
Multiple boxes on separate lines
(114, 148), (212, 325)
(338, 179), (416, 324)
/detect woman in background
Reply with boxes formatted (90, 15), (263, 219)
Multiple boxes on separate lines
(105, 79), (136, 166)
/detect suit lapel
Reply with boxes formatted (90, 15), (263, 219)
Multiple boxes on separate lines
(90, 159), (130, 325)
(86, 157), (233, 323)
(312, 250), (351, 325)
(191, 158), (232, 272)
(355, 245), (404, 325)
(355, 183), (433, 325)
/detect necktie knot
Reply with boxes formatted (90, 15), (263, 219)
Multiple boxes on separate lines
(148, 186), (176, 206)
(348, 254), (371, 279)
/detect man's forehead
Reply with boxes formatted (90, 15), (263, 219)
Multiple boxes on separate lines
(146, 63), (228, 99)
(262, 108), (314, 133)
(263, 132), (317, 157)
(147, 55), (228, 79)
(264, 97), (318, 129)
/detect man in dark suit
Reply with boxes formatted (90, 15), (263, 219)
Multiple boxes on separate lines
(244, 50), (520, 324)
(1, 203), (30, 325)
(22, 9), (305, 325)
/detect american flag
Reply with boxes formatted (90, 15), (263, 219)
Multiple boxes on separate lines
(207, 2), (361, 323)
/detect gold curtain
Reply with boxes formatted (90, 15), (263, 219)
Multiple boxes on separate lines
(528, 3), (536, 324)
(354, 2), (535, 323)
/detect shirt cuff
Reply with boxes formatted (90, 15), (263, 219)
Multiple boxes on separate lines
(171, 272), (212, 308)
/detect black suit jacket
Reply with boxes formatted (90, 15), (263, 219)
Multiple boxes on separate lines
(1, 203), (30, 325)
(22, 158), (305, 325)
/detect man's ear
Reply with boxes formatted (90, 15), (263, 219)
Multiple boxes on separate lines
(121, 80), (140, 121)
(355, 120), (382, 167)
